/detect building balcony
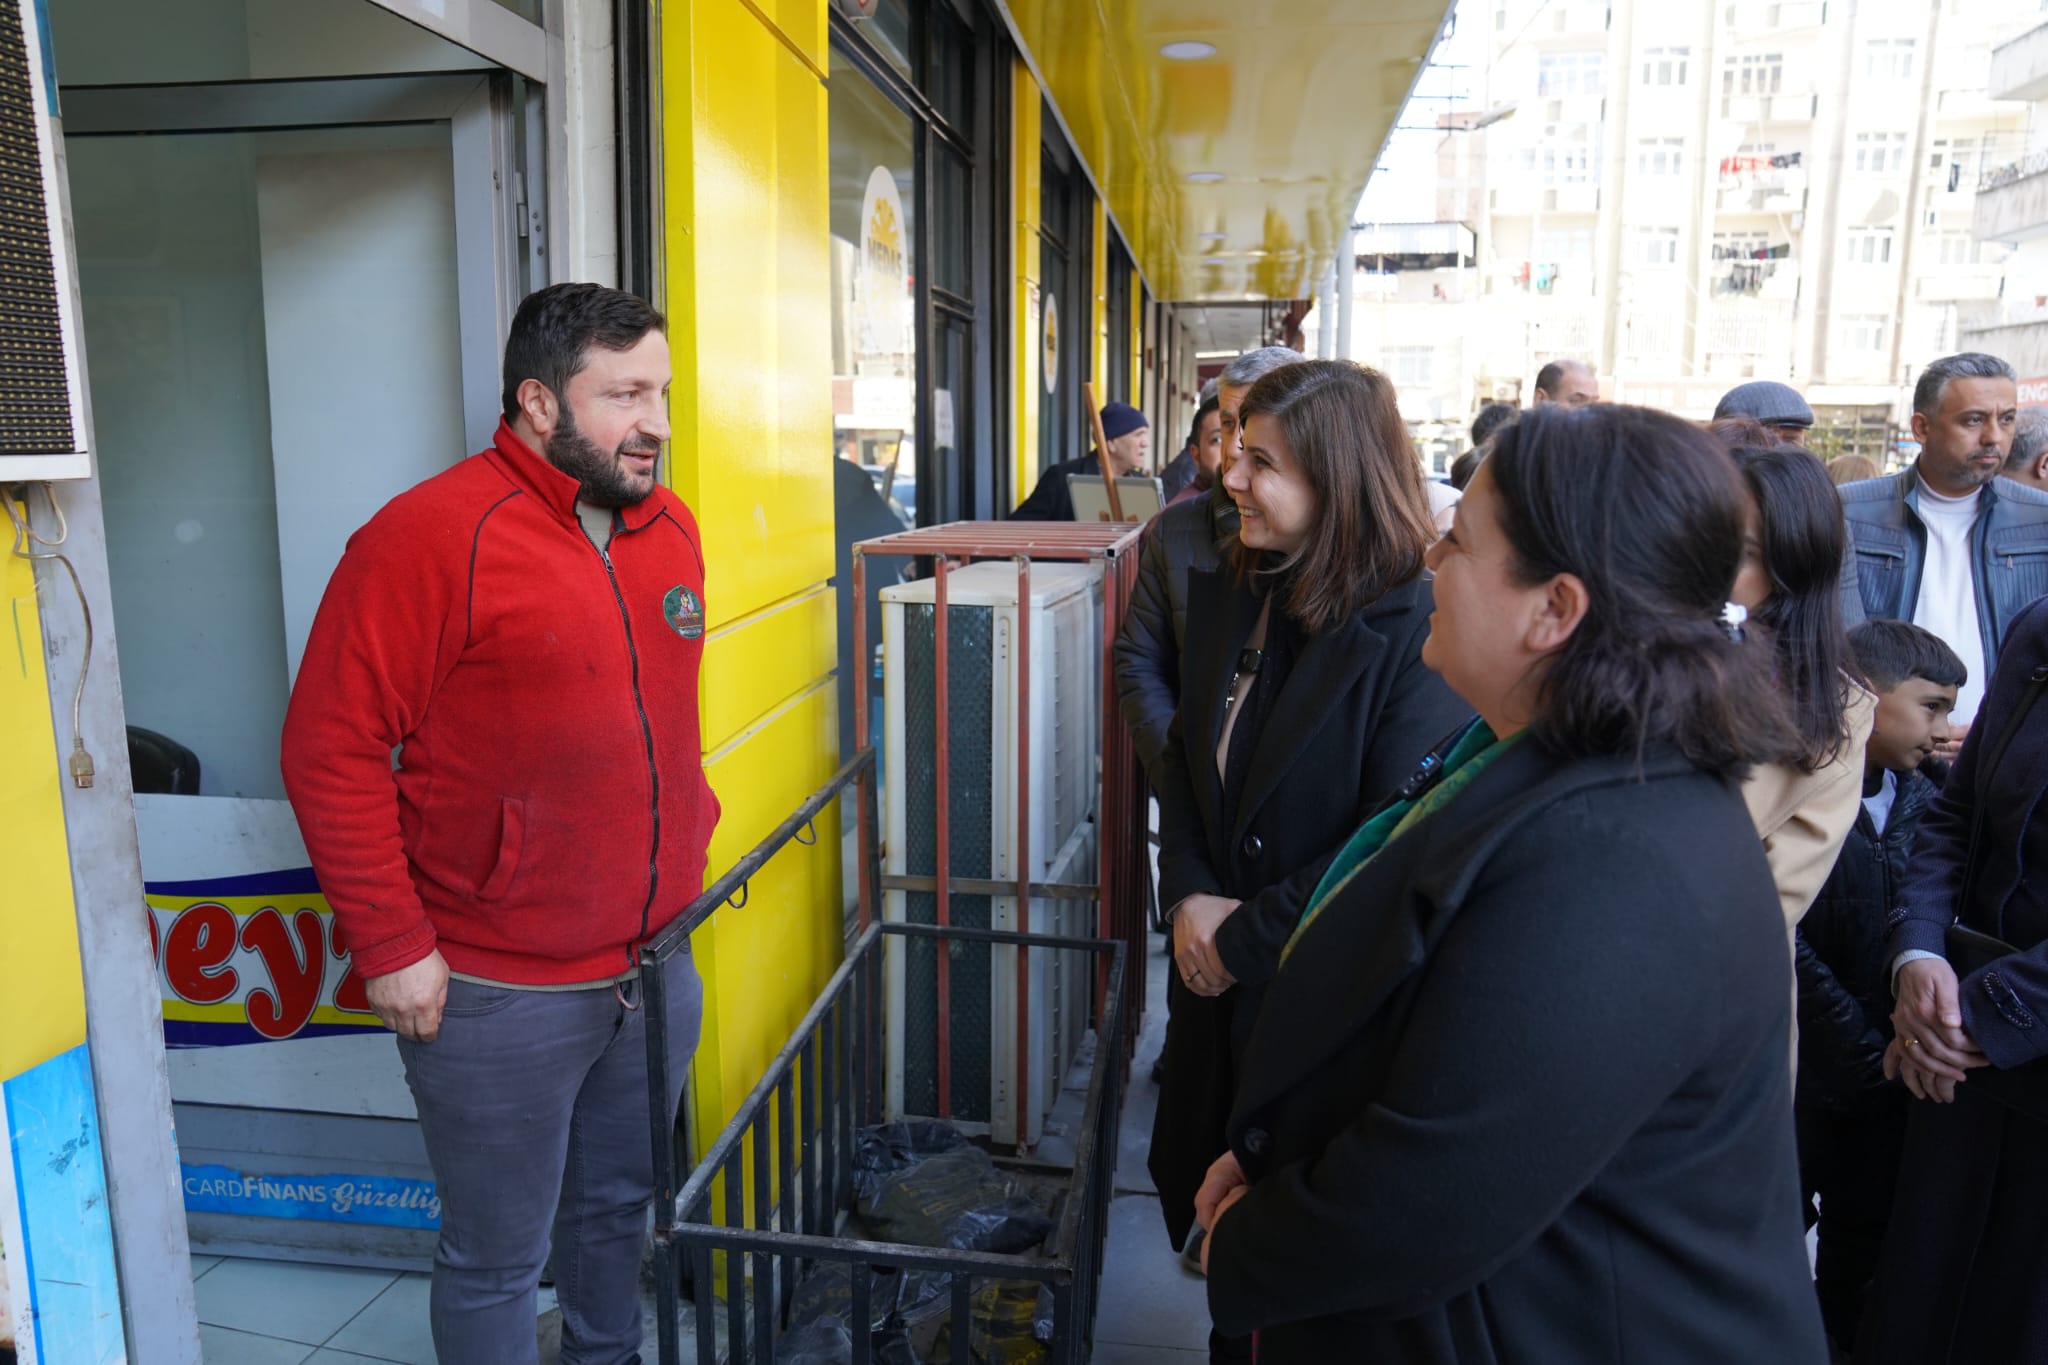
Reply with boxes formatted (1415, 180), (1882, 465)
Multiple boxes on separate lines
(1918, 270), (2005, 303)
(1989, 20), (2048, 103)
(1959, 314), (2048, 379)
(1488, 183), (1601, 216)
(1717, 91), (1818, 123)
(1974, 152), (2048, 243)
(1708, 257), (1799, 302)
(1716, 178), (1807, 216)
(1722, 1), (1827, 33)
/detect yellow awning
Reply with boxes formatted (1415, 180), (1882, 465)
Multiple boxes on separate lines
(1004, 0), (1454, 301)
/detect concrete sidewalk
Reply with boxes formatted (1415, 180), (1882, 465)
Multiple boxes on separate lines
(1087, 930), (1212, 1364)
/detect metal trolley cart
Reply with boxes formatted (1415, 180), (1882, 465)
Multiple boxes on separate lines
(636, 520), (1149, 1363)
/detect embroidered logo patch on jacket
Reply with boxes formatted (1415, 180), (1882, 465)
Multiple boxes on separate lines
(663, 585), (705, 639)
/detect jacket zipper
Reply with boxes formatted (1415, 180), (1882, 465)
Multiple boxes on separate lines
(595, 531), (662, 974)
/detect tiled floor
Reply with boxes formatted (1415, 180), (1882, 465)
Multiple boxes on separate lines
(190, 1255), (558, 1364)
(191, 930), (1199, 1364)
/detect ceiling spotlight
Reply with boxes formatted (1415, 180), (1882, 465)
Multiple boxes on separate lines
(1244, 249), (1268, 258)
(1199, 232), (1228, 242)
(1186, 171), (1225, 184)
(1160, 40), (1218, 60)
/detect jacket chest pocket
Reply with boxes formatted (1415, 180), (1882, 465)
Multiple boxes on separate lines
(1853, 542), (1907, 619)
(1990, 538), (2048, 620)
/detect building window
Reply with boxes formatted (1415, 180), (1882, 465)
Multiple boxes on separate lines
(1537, 51), (1605, 96)
(1721, 52), (1784, 97)
(1840, 314), (1889, 352)
(1635, 227), (1681, 266)
(1853, 131), (1908, 175)
(1864, 37), (1917, 81)
(1385, 346), (1435, 389)
(1845, 227), (1894, 263)
(1522, 122), (1598, 185)
(1536, 227), (1595, 265)
(1642, 45), (1691, 85)
(1636, 137), (1686, 176)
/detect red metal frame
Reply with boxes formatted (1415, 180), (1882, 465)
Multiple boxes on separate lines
(851, 522), (1148, 1151)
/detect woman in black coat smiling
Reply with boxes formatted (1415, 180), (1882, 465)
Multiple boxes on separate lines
(1146, 361), (1471, 1344)
(1194, 404), (1828, 1364)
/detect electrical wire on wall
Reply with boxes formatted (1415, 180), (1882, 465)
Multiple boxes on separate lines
(5, 481), (95, 787)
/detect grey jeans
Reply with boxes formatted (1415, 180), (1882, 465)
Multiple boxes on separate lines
(396, 948), (703, 1365)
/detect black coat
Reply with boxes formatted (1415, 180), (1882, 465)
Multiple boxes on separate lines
(1009, 453), (1099, 521)
(1147, 568), (1471, 1247)
(1860, 597), (2048, 1364)
(1794, 765), (1936, 1114)
(1111, 483), (1237, 783)
(1206, 738), (1828, 1364)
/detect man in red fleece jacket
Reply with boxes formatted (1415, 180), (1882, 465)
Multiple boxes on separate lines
(282, 283), (717, 1364)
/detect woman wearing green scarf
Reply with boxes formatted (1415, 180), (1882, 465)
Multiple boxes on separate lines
(1194, 404), (1829, 1364)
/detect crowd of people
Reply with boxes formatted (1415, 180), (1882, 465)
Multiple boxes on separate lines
(1107, 345), (2048, 1364)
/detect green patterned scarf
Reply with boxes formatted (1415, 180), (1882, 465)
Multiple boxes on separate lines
(1281, 722), (1521, 965)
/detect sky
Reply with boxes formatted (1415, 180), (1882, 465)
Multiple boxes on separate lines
(1358, 0), (1483, 225)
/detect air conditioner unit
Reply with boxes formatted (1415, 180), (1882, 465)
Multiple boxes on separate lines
(0, 0), (91, 481)
(879, 560), (1103, 1145)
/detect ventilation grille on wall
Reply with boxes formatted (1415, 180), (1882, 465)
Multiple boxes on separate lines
(0, 0), (89, 478)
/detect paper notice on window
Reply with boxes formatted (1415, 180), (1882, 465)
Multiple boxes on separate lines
(934, 389), (956, 450)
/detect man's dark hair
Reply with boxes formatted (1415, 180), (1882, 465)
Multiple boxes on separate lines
(1185, 393), (1220, 452)
(1471, 401), (1517, 447)
(1484, 404), (1800, 779)
(1729, 444), (1853, 772)
(1449, 446), (1485, 491)
(2007, 406), (2048, 474)
(1912, 351), (2015, 418)
(1849, 619), (1967, 693)
(502, 283), (666, 422)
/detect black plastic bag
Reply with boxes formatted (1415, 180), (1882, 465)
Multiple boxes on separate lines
(853, 1124), (1053, 1255)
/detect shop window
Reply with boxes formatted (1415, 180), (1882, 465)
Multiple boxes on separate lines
(1039, 119), (1093, 475)
(829, 45), (919, 523)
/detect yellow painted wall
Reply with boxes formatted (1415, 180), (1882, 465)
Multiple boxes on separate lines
(1129, 274), (1143, 403)
(1090, 198), (1108, 401)
(0, 505), (87, 1082)
(1011, 62), (1042, 508)
(656, 0), (843, 1157)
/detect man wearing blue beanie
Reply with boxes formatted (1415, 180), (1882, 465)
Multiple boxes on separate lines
(1012, 400), (1151, 520)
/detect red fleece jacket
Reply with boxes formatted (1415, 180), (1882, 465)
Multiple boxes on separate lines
(281, 423), (719, 984)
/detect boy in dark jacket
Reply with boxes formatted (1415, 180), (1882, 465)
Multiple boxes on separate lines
(1795, 619), (1964, 1353)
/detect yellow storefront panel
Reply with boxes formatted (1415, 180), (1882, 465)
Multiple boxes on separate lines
(1012, 63), (1042, 508)
(0, 508), (87, 1081)
(657, 0), (844, 1163)
(698, 584), (835, 754)
(690, 682), (842, 1144)
(661, 0), (834, 626)
(1091, 197), (1108, 393)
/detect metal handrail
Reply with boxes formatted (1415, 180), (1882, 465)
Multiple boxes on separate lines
(1980, 148), (2048, 194)
(639, 746), (876, 963)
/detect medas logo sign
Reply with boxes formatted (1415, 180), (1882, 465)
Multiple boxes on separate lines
(859, 165), (908, 353)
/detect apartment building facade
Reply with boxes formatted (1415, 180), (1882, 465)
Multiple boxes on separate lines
(1353, 0), (2040, 462)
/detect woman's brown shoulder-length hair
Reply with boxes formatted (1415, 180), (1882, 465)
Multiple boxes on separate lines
(1230, 360), (1436, 632)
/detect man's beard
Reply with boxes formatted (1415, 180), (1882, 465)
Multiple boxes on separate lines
(545, 403), (660, 508)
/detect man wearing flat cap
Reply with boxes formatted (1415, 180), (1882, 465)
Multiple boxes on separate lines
(1013, 400), (1151, 521)
(1715, 380), (1814, 445)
